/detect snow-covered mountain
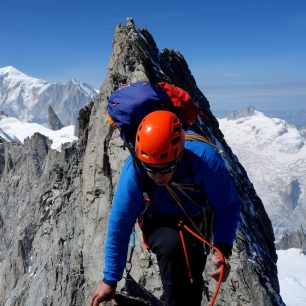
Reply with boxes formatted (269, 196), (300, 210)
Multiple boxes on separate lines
(265, 110), (306, 129)
(218, 109), (306, 240)
(0, 113), (77, 151)
(0, 66), (97, 126)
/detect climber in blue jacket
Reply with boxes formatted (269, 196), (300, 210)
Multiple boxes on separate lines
(89, 110), (242, 306)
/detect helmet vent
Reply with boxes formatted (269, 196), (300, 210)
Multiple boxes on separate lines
(141, 151), (148, 157)
(160, 153), (168, 159)
(173, 126), (181, 133)
(172, 136), (180, 145)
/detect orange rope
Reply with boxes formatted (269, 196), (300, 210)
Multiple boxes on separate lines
(182, 224), (225, 306)
(165, 183), (224, 305)
(178, 221), (194, 283)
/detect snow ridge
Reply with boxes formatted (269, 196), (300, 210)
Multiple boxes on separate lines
(0, 115), (77, 151)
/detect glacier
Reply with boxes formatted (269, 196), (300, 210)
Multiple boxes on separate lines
(218, 110), (306, 240)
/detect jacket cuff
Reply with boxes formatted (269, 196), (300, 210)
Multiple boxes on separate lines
(103, 278), (117, 288)
(214, 243), (232, 258)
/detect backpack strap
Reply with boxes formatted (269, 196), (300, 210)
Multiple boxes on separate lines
(184, 132), (222, 154)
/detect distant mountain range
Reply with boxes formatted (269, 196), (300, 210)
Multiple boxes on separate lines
(0, 66), (97, 126)
(215, 107), (306, 129)
(218, 109), (306, 240)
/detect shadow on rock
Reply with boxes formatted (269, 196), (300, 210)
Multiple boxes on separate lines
(111, 274), (163, 306)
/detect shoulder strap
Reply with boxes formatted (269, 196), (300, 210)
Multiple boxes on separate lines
(184, 132), (222, 154)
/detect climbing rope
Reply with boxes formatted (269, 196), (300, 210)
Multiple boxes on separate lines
(166, 183), (225, 306)
(181, 222), (225, 306)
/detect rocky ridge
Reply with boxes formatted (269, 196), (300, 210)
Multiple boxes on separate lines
(0, 19), (285, 305)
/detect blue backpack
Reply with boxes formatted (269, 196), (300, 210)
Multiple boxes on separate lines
(107, 81), (174, 149)
(106, 80), (203, 153)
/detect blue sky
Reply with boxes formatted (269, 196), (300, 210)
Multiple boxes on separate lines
(1, 0), (305, 112)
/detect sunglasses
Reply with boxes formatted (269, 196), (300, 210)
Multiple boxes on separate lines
(142, 161), (178, 174)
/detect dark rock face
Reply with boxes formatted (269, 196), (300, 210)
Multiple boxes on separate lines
(0, 18), (285, 305)
(227, 105), (256, 120)
(280, 178), (302, 210)
(276, 226), (306, 253)
(48, 105), (64, 130)
(0, 136), (85, 306)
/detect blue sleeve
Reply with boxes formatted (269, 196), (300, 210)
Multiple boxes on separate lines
(103, 157), (145, 283)
(190, 143), (242, 247)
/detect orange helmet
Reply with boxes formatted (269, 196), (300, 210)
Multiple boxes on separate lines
(136, 111), (185, 164)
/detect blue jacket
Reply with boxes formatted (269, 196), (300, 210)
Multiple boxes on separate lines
(103, 138), (242, 284)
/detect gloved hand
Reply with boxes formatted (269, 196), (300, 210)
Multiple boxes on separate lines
(209, 252), (231, 282)
(88, 281), (118, 306)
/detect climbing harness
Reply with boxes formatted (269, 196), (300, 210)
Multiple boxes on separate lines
(166, 182), (225, 306)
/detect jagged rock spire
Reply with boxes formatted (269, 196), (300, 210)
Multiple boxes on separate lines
(227, 105), (256, 120)
(48, 105), (64, 130)
(82, 20), (284, 305)
(276, 225), (306, 252)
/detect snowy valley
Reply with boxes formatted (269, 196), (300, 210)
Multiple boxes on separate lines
(0, 114), (77, 151)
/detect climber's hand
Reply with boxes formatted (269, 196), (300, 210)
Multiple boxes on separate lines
(89, 281), (118, 306)
(209, 252), (231, 282)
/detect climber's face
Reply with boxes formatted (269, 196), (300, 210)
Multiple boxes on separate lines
(142, 161), (177, 185)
